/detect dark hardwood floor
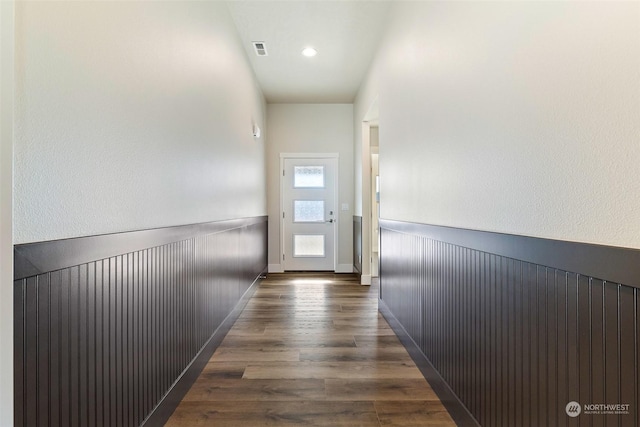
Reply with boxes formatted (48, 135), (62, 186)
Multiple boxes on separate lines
(166, 273), (455, 426)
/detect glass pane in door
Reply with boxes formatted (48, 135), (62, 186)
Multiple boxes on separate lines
(294, 166), (324, 188)
(294, 200), (324, 222)
(294, 235), (325, 257)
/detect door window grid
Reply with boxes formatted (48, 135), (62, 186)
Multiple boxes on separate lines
(293, 200), (325, 223)
(293, 235), (325, 257)
(293, 166), (325, 188)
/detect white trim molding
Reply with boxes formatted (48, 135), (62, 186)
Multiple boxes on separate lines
(279, 152), (339, 159)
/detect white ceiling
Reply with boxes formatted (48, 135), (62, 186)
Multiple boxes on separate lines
(226, 1), (391, 103)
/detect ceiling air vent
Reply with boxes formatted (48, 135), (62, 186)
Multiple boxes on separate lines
(252, 41), (268, 57)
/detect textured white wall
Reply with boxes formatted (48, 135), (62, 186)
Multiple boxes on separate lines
(356, 1), (640, 249)
(266, 104), (354, 271)
(14, 1), (266, 244)
(0, 1), (14, 423)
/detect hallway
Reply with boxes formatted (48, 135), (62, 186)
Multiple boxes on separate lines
(6, 3), (639, 425)
(166, 273), (455, 426)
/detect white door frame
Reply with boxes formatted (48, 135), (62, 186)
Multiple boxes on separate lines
(279, 153), (339, 271)
(370, 147), (379, 277)
(360, 124), (372, 284)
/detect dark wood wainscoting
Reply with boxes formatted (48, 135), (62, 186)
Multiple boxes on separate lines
(353, 216), (363, 277)
(14, 216), (267, 426)
(379, 219), (640, 427)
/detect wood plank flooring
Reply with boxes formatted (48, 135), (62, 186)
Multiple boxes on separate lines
(166, 273), (455, 426)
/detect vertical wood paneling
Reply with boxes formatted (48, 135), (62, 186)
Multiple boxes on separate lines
(132, 251), (140, 426)
(87, 263), (96, 427)
(546, 267), (557, 427)
(556, 270), (568, 427)
(577, 274), (591, 427)
(478, 252), (487, 424)
(513, 259), (522, 427)
(636, 290), (640, 427)
(619, 285), (635, 427)
(24, 276), (37, 427)
(566, 273), (579, 427)
(49, 270), (61, 427)
(14, 279), (25, 427)
(69, 266), (80, 427)
(14, 219), (267, 427)
(499, 257), (507, 427)
(115, 256), (123, 427)
(78, 265), (88, 427)
(489, 254), (497, 426)
(61, 268), (71, 427)
(482, 253), (490, 427)
(521, 262), (531, 427)
(379, 226), (640, 427)
(527, 263), (539, 427)
(96, 260), (105, 427)
(591, 279), (605, 427)
(604, 283), (620, 427)
(37, 274), (50, 427)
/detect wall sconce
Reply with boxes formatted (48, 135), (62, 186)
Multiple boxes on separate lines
(252, 124), (261, 139)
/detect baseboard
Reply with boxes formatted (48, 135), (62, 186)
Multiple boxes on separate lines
(142, 273), (263, 426)
(336, 263), (353, 273)
(268, 263), (284, 273)
(360, 274), (371, 285)
(378, 299), (479, 427)
(269, 264), (352, 273)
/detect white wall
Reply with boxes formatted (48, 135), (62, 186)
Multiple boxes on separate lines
(14, 1), (267, 244)
(0, 1), (14, 423)
(356, 1), (640, 249)
(370, 127), (379, 147)
(267, 104), (354, 272)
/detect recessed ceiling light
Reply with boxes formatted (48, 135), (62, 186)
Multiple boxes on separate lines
(302, 47), (317, 57)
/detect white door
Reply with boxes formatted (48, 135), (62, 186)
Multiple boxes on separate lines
(281, 156), (337, 271)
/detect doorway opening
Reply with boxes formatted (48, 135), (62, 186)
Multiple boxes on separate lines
(371, 140), (379, 277)
(360, 97), (379, 284)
